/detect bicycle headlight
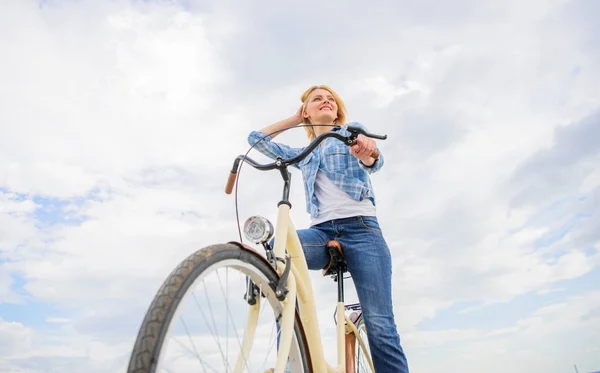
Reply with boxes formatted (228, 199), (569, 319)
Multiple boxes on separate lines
(243, 216), (274, 244)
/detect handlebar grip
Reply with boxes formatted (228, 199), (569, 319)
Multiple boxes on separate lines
(350, 140), (380, 160)
(225, 171), (237, 194)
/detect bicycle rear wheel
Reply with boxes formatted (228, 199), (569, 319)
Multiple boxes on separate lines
(355, 314), (374, 373)
(128, 243), (309, 373)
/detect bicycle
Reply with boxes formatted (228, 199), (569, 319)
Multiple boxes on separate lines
(127, 124), (387, 373)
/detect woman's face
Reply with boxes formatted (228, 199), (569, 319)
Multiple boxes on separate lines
(303, 88), (338, 124)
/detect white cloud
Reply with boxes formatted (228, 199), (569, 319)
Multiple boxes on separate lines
(0, 318), (33, 356)
(405, 291), (600, 372)
(0, 0), (241, 198)
(0, 318), (130, 373)
(45, 317), (70, 324)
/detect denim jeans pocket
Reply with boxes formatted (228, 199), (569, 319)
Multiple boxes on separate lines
(358, 216), (382, 232)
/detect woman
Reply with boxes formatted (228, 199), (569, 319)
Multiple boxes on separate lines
(248, 85), (409, 373)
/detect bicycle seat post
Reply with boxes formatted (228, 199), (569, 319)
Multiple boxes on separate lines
(323, 241), (348, 303)
(337, 266), (344, 303)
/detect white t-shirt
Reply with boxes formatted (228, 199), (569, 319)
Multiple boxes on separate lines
(310, 169), (376, 227)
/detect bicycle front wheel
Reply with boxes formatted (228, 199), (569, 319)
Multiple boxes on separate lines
(128, 243), (310, 373)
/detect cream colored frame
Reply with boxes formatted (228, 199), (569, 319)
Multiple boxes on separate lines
(236, 203), (375, 373)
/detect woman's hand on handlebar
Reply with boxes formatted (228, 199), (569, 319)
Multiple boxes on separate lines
(350, 134), (377, 166)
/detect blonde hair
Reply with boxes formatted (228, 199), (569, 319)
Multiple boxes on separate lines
(300, 85), (347, 141)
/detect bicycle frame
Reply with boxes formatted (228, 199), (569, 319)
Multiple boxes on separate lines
(227, 125), (385, 373)
(235, 203), (374, 373)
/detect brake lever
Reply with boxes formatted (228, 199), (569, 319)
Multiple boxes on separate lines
(345, 124), (387, 159)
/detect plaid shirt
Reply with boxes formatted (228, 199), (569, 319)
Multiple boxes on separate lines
(247, 122), (384, 219)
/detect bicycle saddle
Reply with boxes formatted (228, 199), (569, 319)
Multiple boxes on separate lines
(322, 240), (348, 277)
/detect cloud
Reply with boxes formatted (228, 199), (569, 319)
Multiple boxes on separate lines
(405, 291), (600, 372)
(0, 317), (130, 373)
(0, 0), (240, 198)
(509, 109), (600, 207)
(0, 0), (599, 372)
(0, 318), (33, 357)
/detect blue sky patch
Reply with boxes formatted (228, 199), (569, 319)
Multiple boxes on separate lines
(418, 266), (600, 332)
(32, 195), (87, 228)
(0, 300), (62, 329)
(10, 273), (29, 297)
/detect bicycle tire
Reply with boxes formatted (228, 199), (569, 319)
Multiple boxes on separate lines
(127, 243), (310, 373)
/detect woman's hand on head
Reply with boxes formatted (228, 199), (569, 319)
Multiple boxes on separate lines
(258, 105), (305, 137)
(293, 105), (304, 125)
(350, 134), (377, 165)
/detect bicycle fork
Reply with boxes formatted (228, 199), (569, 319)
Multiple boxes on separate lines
(235, 268), (298, 373)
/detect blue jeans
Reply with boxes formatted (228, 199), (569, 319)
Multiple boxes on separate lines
(296, 216), (409, 373)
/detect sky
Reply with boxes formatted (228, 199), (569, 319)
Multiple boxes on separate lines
(0, 0), (599, 372)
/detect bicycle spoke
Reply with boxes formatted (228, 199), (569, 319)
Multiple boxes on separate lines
(260, 288), (280, 368)
(216, 267), (252, 373)
(226, 267), (229, 371)
(262, 310), (281, 368)
(192, 290), (231, 372)
(177, 317), (214, 373)
(267, 319), (283, 358)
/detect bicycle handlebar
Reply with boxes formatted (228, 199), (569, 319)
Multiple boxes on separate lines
(225, 124), (387, 194)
